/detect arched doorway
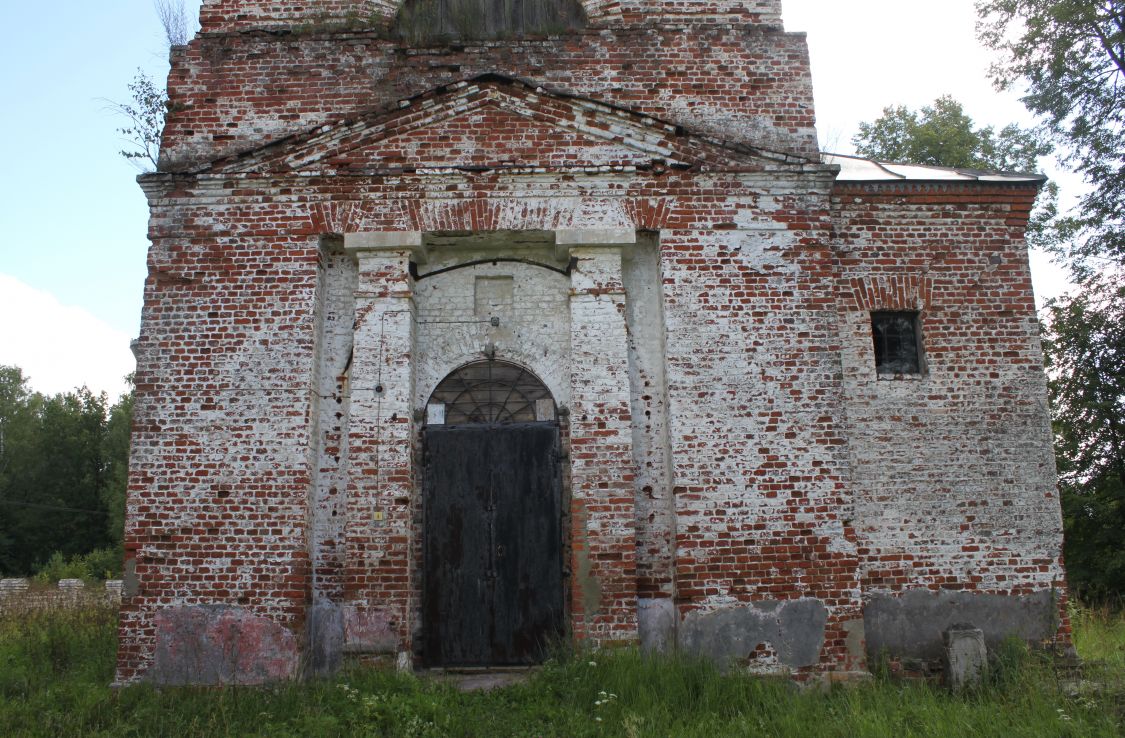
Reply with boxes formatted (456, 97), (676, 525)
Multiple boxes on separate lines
(421, 359), (564, 667)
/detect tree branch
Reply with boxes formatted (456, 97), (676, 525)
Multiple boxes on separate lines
(1090, 15), (1125, 79)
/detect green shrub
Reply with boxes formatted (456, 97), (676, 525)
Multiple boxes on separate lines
(32, 546), (122, 583)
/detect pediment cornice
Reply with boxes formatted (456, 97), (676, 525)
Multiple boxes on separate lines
(193, 74), (812, 176)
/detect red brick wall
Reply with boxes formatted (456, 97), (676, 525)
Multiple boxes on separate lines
(197, 0), (785, 32)
(117, 2), (1065, 684)
(161, 27), (818, 169)
(831, 183), (1068, 650)
(119, 175), (1065, 682)
(118, 216), (322, 682)
(658, 170), (864, 672)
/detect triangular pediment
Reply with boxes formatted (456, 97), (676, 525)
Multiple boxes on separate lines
(200, 75), (802, 176)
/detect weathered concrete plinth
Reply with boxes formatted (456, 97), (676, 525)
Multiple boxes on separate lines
(943, 624), (988, 690)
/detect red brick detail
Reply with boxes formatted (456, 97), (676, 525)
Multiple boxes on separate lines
(197, 0), (784, 32)
(117, 4), (1067, 681)
(832, 182), (1067, 625)
(162, 27), (819, 169)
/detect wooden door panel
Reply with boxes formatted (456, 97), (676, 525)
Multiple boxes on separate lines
(422, 427), (492, 666)
(490, 423), (563, 664)
(423, 423), (563, 667)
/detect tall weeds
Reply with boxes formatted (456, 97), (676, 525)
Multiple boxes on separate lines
(0, 606), (1122, 737)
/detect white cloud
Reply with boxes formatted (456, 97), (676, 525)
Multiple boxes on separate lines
(0, 273), (135, 399)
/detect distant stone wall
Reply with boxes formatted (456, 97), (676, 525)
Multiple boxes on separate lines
(0, 578), (123, 614)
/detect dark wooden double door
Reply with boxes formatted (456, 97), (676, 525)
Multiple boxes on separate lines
(422, 422), (564, 667)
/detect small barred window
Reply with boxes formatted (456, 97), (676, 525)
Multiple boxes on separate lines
(871, 311), (923, 375)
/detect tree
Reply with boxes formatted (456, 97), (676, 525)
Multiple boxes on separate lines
(155, 0), (193, 47)
(853, 96), (1058, 251)
(978, 0), (1125, 277)
(111, 2), (200, 171)
(853, 95), (1052, 172)
(0, 366), (134, 576)
(0, 367), (40, 574)
(1042, 275), (1125, 603)
(101, 380), (135, 546)
(112, 70), (168, 172)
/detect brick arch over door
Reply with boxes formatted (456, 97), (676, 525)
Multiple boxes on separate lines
(426, 359), (556, 425)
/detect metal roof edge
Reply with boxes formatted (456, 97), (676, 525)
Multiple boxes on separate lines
(823, 152), (1047, 185)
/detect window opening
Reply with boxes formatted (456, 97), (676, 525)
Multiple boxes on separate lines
(871, 311), (924, 375)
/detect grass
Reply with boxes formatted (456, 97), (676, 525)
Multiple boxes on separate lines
(1073, 603), (1125, 670)
(0, 606), (1122, 737)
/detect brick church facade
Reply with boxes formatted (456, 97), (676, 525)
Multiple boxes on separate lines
(117, 0), (1067, 684)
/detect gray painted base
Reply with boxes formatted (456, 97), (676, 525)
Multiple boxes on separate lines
(151, 605), (299, 685)
(306, 602), (345, 678)
(864, 589), (1057, 664)
(679, 599), (828, 670)
(638, 598), (677, 652)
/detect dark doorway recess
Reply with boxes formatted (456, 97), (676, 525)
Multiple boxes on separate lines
(422, 421), (564, 667)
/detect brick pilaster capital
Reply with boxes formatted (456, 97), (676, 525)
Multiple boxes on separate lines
(344, 231), (429, 265)
(554, 228), (636, 260)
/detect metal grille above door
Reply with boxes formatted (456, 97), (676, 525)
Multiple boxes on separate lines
(428, 360), (554, 425)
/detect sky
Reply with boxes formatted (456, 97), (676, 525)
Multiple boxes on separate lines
(0, 0), (1081, 399)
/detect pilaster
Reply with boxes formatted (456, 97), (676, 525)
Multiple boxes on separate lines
(340, 232), (422, 665)
(559, 229), (640, 643)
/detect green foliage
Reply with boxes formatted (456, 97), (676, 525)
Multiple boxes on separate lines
(1, 607), (1123, 737)
(0, 365), (132, 577)
(32, 547), (123, 583)
(1042, 276), (1125, 603)
(1071, 602), (1125, 669)
(978, 0), (1125, 277)
(112, 70), (168, 172)
(101, 377), (134, 547)
(986, 636), (1035, 691)
(0, 606), (119, 704)
(852, 95), (1059, 252)
(853, 95), (1052, 172)
(291, 10), (389, 35)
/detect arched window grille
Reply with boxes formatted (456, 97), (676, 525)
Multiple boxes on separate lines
(427, 360), (555, 424)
